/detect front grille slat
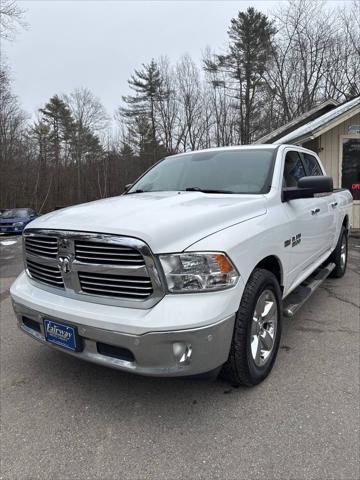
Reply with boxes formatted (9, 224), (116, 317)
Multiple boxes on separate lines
(26, 246), (58, 257)
(27, 265), (62, 280)
(75, 240), (145, 267)
(25, 236), (57, 244)
(26, 243), (58, 251)
(80, 281), (152, 291)
(78, 271), (153, 299)
(27, 258), (64, 288)
(27, 259), (60, 273)
(79, 274), (151, 284)
(25, 236), (58, 259)
(80, 285), (151, 297)
(29, 272), (64, 287)
(76, 250), (142, 257)
(75, 242), (135, 251)
(76, 255), (144, 263)
(26, 239), (57, 247)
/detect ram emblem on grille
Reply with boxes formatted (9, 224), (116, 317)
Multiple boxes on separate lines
(58, 255), (72, 274)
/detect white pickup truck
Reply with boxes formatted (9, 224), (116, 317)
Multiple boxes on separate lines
(10, 145), (353, 386)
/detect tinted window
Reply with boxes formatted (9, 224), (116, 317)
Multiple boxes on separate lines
(302, 153), (323, 176)
(283, 151), (306, 187)
(129, 149), (276, 194)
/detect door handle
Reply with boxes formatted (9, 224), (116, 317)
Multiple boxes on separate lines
(331, 201), (338, 208)
(311, 208), (320, 215)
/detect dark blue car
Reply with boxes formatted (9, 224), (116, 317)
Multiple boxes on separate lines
(0, 208), (38, 234)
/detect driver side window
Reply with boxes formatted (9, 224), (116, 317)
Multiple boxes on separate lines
(283, 151), (307, 187)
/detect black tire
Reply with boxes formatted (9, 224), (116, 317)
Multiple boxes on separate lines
(329, 226), (348, 278)
(221, 268), (282, 387)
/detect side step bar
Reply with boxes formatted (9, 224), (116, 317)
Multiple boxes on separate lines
(283, 262), (335, 318)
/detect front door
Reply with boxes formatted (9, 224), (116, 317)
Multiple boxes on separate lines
(282, 150), (333, 287)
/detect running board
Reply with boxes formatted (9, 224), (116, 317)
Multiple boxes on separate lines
(283, 262), (335, 318)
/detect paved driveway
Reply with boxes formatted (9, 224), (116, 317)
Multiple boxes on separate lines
(1, 235), (359, 480)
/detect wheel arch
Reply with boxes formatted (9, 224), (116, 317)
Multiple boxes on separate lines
(342, 215), (349, 231)
(254, 255), (283, 289)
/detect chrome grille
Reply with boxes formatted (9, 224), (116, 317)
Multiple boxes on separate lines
(75, 240), (145, 266)
(26, 259), (64, 288)
(25, 235), (58, 258)
(79, 272), (153, 299)
(23, 230), (164, 309)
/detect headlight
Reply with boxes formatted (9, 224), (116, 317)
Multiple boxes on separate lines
(159, 252), (239, 293)
(13, 222), (24, 227)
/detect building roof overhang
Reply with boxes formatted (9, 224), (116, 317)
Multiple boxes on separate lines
(273, 96), (360, 145)
(255, 99), (339, 144)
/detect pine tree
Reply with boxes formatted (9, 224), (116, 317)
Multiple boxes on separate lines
(39, 95), (75, 206)
(121, 60), (165, 165)
(205, 7), (275, 144)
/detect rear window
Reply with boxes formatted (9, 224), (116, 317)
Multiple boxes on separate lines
(283, 151), (306, 187)
(301, 153), (323, 176)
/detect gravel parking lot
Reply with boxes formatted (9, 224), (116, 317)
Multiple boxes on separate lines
(1, 234), (359, 480)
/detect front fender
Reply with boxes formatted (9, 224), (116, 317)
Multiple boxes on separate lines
(186, 211), (289, 294)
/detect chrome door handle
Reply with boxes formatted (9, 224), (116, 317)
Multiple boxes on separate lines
(311, 208), (320, 215)
(331, 201), (338, 208)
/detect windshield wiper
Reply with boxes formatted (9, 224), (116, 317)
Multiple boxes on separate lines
(185, 187), (234, 194)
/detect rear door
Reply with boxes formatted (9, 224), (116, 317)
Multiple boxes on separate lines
(301, 151), (336, 251)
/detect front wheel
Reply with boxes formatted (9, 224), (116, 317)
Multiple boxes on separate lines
(221, 269), (283, 387)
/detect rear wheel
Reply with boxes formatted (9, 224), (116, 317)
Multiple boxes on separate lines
(221, 268), (282, 386)
(329, 226), (348, 278)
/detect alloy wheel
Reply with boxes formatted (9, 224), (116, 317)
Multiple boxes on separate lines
(340, 235), (347, 270)
(251, 289), (278, 367)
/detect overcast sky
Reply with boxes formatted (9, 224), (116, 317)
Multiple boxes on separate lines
(4, 0), (349, 118)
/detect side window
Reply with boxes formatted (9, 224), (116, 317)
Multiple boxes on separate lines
(301, 153), (323, 176)
(283, 151), (307, 187)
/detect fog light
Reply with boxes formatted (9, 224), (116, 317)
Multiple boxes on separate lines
(173, 342), (192, 364)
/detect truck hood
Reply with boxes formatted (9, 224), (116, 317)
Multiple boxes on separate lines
(26, 192), (267, 252)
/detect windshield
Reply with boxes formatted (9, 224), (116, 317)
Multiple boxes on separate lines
(1, 208), (32, 218)
(128, 149), (276, 194)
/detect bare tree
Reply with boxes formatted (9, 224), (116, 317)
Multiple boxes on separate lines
(0, 66), (29, 206)
(176, 54), (205, 150)
(264, 0), (334, 122)
(324, 0), (360, 99)
(0, 0), (26, 40)
(156, 56), (179, 153)
(63, 87), (109, 132)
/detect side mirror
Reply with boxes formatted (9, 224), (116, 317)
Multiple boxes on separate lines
(124, 183), (133, 193)
(283, 176), (333, 201)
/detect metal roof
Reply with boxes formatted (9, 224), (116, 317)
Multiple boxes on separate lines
(255, 99), (339, 144)
(274, 96), (360, 145)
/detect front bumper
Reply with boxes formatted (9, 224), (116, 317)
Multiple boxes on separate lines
(13, 301), (236, 376)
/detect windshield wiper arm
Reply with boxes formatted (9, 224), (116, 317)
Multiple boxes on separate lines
(126, 189), (145, 194)
(185, 187), (234, 194)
